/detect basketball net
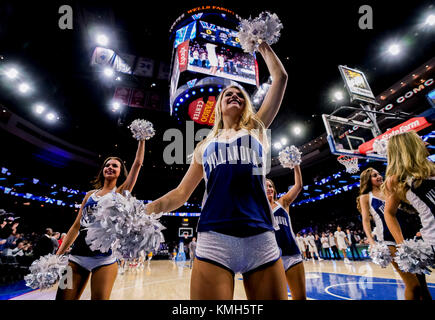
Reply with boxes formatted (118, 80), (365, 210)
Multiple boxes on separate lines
(337, 155), (359, 174)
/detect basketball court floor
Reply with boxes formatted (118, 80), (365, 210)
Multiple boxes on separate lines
(6, 259), (435, 300)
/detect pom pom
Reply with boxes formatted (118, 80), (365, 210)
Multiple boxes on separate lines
(237, 11), (283, 54)
(278, 145), (302, 169)
(84, 191), (166, 259)
(394, 238), (435, 275)
(369, 242), (393, 268)
(372, 138), (388, 157)
(128, 119), (155, 141)
(24, 254), (69, 290)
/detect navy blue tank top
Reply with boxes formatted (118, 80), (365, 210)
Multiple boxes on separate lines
(369, 192), (412, 243)
(273, 202), (300, 256)
(197, 130), (277, 237)
(70, 190), (113, 257)
(406, 177), (435, 245)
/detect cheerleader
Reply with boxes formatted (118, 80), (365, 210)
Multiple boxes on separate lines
(146, 41), (288, 300)
(55, 140), (145, 300)
(383, 131), (434, 300)
(266, 164), (307, 300)
(358, 165), (430, 300)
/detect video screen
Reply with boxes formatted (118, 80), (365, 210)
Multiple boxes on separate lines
(187, 39), (256, 85)
(197, 20), (241, 49)
(174, 21), (197, 48)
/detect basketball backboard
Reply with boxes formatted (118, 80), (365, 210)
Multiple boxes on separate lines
(178, 227), (193, 238)
(322, 113), (387, 161)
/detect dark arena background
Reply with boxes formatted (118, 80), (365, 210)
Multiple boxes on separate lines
(0, 0), (435, 306)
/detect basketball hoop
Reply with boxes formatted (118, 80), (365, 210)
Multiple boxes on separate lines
(183, 233), (189, 240)
(337, 155), (359, 174)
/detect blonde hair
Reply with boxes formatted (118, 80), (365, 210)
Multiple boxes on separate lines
(384, 131), (435, 201)
(194, 85), (268, 161)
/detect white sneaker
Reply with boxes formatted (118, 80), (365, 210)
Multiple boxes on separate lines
(318, 258), (324, 261)
(344, 258), (351, 264)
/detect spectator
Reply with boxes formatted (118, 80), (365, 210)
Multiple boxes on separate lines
(302, 233), (311, 259)
(321, 232), (331, 259)
(306, 232), (323, 261)
(33, 228), (55, 259)
(188, 237), (197, 269)
(58, 233), (66, 247)
(334, 226), (351, 263)
(328, 232), (340, 260)
(346, 229), (361, 261)
(0, 217), (12, 239)
(51, 232), (60, 253)
(295, 233), (307, 261)
(2, 233), (21, 257)
(314, 233), (323, 259)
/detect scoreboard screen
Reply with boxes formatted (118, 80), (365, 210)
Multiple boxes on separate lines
(197, 20), (241, 48)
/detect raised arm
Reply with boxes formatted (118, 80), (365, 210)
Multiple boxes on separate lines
(278, 165), (303, 209)
(146, 150), (203, 215)
(119, 140), (145, 193)
(56, 191), (93, 255)
(359, 194), (376, 245)
(255, 42), (288, 128)
(383, 176), (405, 244)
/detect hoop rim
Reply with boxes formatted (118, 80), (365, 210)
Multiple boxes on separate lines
(337, 155), (358, 161)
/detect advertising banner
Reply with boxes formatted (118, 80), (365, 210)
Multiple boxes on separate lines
(358, 117), (431, 154)
(177, 40), (190, 72)
(188, 96), (216, 126)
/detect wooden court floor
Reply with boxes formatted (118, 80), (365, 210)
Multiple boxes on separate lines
(12, 258), (435, 300)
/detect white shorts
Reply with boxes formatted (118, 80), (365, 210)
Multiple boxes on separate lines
(282, 254), (303, 271)
(337, 242), (347, 251)
(69, 254), (117, 272)
(195, 230), (281, 275)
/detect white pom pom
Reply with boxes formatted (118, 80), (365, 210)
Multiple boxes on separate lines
(369, 242), (393, 268)
(237, 11), (283, 54)
(372, 138), (388, 157)
(24, 254), (69, 290)
(394, 238), (435, 275)
(84, 191), (166, 259)
(128, 119), (155, 141)
(278, 145), (302, 169)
